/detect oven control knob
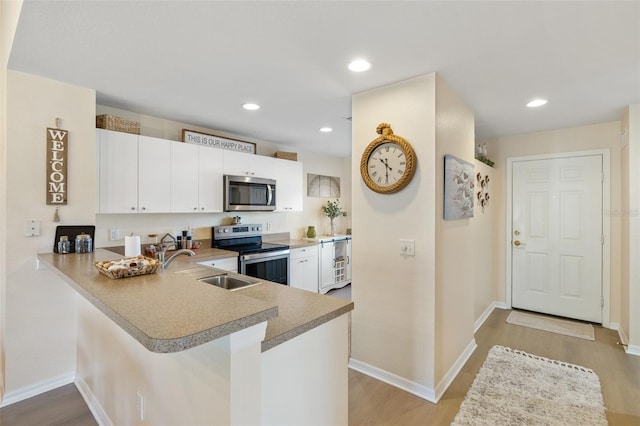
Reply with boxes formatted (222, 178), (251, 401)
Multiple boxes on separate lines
(223, 229), (229, 233)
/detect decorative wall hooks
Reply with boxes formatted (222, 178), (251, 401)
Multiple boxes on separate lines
(476, 173), (490, 213)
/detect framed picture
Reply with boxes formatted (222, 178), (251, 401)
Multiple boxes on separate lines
(444, 154), (474, 220)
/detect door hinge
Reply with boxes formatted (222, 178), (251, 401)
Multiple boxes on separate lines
(602, 234), (605, 245)
(601, 297), (604, 308)
(602, 172), (604, 183)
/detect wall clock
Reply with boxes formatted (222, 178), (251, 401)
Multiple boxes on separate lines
(360, 123), (417, 194)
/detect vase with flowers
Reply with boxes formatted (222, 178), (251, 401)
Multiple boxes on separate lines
(322, 199), (345, 236)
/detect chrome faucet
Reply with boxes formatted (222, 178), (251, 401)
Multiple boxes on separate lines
(157, 249), (196, 269)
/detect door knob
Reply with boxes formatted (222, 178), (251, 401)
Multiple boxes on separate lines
(513, 240), (525, 246)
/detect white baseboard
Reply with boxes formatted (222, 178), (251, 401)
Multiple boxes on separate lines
(75, 376), (113, 426)
(1, 372), (75, 407)
(348, 358), (437, 403)
(434, 338), (477, 402)
(626, 345), (640, 356)
(349, 337), (478, 404)
(474, 301), (507, 334)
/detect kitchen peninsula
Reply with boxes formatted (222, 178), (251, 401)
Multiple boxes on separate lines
(37, 247), (353, 425)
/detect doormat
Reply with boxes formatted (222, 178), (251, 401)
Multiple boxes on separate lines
(507, 310), (595, 341)
(452, 345), (607, 426)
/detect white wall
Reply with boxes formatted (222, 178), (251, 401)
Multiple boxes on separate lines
(620, 104), (640, 352)
(350, 73), (479, 400)
(471, 161), (498, 323)
(1, 0), (25, 400)
(4, 71), (96, 398)
(351, 74), (438, 396)
(433, 75), (476, 385)
(484, 121), (622, 324)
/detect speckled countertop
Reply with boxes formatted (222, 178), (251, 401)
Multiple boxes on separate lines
(37, 246), (353, 354)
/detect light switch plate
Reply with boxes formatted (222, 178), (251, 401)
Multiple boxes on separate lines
(25, 219), (41, 236)
(400, 239), (415, 256)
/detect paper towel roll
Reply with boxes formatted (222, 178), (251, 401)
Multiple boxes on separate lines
(125, 235), (141, 257)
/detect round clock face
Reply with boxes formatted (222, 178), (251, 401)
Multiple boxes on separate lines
(366, 142), (408, 187)
(360, 133), (417, 194)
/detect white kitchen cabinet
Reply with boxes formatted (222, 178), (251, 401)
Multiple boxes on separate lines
(197, 257), (238, 272)
(290, 245), (319, 293)
(223, 150), (271, 178)
(170, 142), (199, 212)
(198, 146), (224, 212)
(274, 158), (303, 212)
(98, 130), (171, 213)
(318, 236), (352, 294)
(138, 135), (171, 213)
(98, 129), (138, 213)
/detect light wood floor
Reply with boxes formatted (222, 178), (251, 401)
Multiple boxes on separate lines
(1, 308), (638, 425)
(349, 308), (640, 425)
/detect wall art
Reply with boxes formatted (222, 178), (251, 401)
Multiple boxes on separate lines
(476, 172), (490, 213)
(46, 127), (68, 205)
(444, 154), (474, 220)
(307, 173), (340, 198)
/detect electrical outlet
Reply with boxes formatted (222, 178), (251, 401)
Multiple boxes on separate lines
(109, 228), (120, 241)
(137, 391), (144, 421)
(400, 239), (415, 256)
(266, 222), (271, 231)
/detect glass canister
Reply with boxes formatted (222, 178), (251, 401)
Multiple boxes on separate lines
(75, 233), (93, 253)
(57, 236), (71, 254)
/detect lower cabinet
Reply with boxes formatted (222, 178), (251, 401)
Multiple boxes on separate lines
(290, 245), (319, 293)
(319, 237), (351, 294)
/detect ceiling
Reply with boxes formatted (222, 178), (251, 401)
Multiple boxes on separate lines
(8, 1), (640, 157)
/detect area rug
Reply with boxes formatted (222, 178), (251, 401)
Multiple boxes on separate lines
(452, 345), (607, 426)
(506, 310), (595, 341)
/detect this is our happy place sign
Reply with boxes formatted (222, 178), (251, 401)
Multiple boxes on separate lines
(182, 129), (256, 154)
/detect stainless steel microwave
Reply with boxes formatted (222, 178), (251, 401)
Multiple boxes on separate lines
(223, 175), (276, 211)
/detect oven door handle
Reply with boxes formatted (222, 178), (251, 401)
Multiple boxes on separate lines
(241, 249), (290, 262)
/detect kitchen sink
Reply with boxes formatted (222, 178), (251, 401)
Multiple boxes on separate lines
(198, 274), (261, 291)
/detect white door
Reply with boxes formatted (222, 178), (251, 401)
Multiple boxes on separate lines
(512, 155), (603, 322)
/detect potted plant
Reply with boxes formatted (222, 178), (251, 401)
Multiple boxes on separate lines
(322, 199), (345, 236)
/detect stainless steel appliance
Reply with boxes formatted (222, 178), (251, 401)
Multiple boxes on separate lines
(211, 224), (289, 285)
(224, 175), (276, 211)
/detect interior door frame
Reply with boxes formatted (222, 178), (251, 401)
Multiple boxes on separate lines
(505, 149), (611, 327)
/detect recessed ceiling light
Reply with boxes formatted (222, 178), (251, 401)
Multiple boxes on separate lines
(242, 103), (260, 111)
(319, 127), (333, 133)
(526, 99), (548, 107)
(348, 59), (372, 72)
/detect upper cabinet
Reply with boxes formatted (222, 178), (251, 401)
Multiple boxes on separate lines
(170, 142), (199, 213)
(97, 129), (302, 214)
(138, 136), (171, 213)
(274, 159), (303, 212)
(222, 150), (272, 178)
(98, 129), (138, 213)
(197, 146), (224, 213)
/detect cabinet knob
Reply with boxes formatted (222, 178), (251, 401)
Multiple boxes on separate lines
(131, 207), (136, 211)
(194, 207), (197, 211)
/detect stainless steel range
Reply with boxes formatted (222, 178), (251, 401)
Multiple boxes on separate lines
(211, 224), (290, 285)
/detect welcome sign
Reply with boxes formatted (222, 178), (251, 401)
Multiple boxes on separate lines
(182, 129), (256, 154)
(46, 128), (68, 205)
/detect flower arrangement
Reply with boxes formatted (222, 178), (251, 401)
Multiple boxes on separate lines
(321, 199), (345, 219)
(322, 199), (345, 235)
